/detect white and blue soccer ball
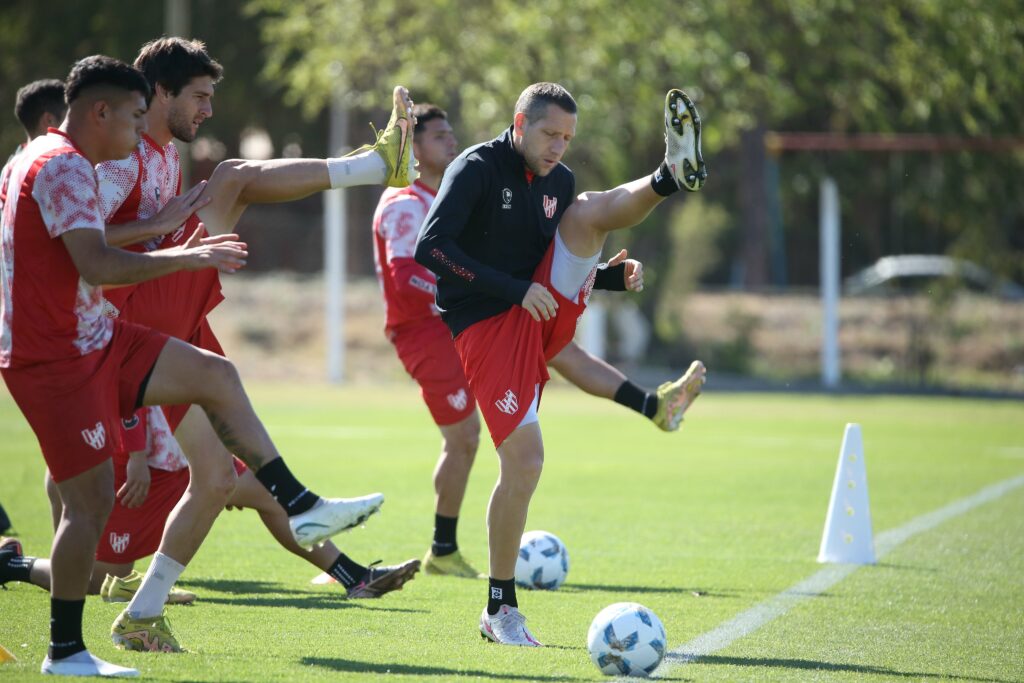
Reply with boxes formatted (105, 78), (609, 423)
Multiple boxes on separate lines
(514, 530), (569, 590)
(587, 602), (667, 677)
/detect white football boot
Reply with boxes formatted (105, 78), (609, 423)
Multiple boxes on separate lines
(288, 493), (384, 548)
(479, 605), (543, 646)
(663, 88), (707, 191)
(41, 650), (139, 677)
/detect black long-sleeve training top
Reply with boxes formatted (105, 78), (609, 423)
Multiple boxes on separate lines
(415, 125), (624, 339)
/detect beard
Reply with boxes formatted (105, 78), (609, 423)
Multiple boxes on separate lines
(167, 105), (198, 143)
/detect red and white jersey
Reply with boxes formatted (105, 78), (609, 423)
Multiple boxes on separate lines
(98, 133), (181, 236)
(373, 180), (442, 332)
(0, 130), (112, 368)
(0, 143), (27, 218)
(97, 133), (189, 315)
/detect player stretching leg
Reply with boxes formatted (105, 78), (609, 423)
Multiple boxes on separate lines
(416, 84), (706, 645)
(360, 104), (705, 585)
(88, 38), (413, 651)
(0, 56), (361, 677)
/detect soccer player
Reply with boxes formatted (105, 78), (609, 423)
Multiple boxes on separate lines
(88, 37), (416, 652)
(2, 457), (418, 602)
(0, 55), (369, 677)
(0, 78), (68, 536)
(367, 104), (706, 582)
(415, 84), (707, 645)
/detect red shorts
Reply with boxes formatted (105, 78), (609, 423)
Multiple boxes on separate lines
(96, 454), (248, 563)
(390, 319), (475, 426)
(454, 242), (587, 447)
(1, 321), (169, 483)
(116, 215), (224, 434)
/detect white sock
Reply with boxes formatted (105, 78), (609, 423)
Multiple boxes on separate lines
(327, 151), (386, 188)
(126, 552), (185, 619)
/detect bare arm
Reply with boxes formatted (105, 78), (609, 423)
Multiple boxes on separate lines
(61, 226), (247, 286)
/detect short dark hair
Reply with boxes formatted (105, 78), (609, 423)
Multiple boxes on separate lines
(65, 55), (152, 105)
(14, 79), (67, 132)
(413, 103), (447, 134)
(134, 37), (223, 96)
(514, 82), (577, 122)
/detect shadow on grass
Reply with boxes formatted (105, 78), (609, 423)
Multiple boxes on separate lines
(199, 594), (427, 613)
(179, 578), (312, 595)
(681, 655), (1015, 682)
(560, 583), (742, 598)
(303, 657), (589, 680)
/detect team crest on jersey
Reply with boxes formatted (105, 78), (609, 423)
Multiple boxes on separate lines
(543, 195), (558, 219)
(502, 188), (513, 210)
(170, 223), (186, 243)
(495, 389), (519, 415)
(447, 389), (468, 411)
(81, 421), (106, 451)
(109, 532), (130, 555)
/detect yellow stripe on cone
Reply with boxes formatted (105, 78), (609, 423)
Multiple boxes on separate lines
(0, 644), (16, 663)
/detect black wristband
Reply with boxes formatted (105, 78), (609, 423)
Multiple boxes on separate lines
(593, 263), (627, 291)
(650, 159), (680, 197)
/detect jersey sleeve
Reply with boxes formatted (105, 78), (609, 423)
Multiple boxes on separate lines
(415, 155), (531, 306)
(32, 153), (105, 238)
(95, 155), (140, 222)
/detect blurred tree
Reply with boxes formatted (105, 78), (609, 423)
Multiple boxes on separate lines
(252, 0), (1023, 359)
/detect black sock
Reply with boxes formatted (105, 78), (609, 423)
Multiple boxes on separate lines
(614, 381), (658, 419)
(431, 514), (458, 557)
(327, 553), (368, 589)
(651, 159), (682, 197)
(0, 545), (35, 584)
(487, 577), (517, 615)
(49, 598), (86, 661)
(254, 458), (319, 516)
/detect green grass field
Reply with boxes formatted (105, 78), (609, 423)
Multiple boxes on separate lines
(1, 383), (1022, 681)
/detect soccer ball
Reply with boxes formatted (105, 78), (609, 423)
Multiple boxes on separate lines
(514, 530), (569, 590)
(587, 602), (667, 677)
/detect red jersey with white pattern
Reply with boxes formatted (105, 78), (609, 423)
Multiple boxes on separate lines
(0, 143), (27, 218)
(0, 130), (112, 368)
(373, 180), (442, 333)
(96, 133), (211, 314)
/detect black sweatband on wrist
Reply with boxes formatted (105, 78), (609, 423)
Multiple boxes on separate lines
(651, 159), (681, 197)
(593, 263), (627, 291)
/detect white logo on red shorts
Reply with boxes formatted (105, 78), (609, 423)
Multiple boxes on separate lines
(81, 421), (106, 450)
(109, 532), (130, 555)
(543, 194), (557, 219)
(495, 389), (519, 416)
(447, 389), (468, 411)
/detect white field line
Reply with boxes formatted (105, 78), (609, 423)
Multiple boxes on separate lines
(649, 473), (1024, 678)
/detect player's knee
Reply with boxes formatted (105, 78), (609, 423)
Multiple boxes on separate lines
(190, 458), (237, 503)
(208, 158), (253, 191)
(198, 353), (243, 402)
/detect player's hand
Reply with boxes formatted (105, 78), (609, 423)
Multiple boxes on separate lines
(117, 452), (151, 508)
(607, 249), (644, 292)
(177, 228), (248, 273)
(521, 282), (558, 321)
(153, 180), (212, 236)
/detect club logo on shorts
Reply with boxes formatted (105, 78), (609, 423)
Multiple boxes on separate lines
(171, 224), (186, 243)
(495, 389), (519, 416)
(502, 188), (513, 210)
(447, 389), (468, 411)
(109, 532), (130, 555)
(122, 415), (140, 431)
(543, 194), (557, 219)
(81, 421), (106, 451)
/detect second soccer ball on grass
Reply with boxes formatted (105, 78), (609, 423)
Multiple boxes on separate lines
(514, 530), (569, 590)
